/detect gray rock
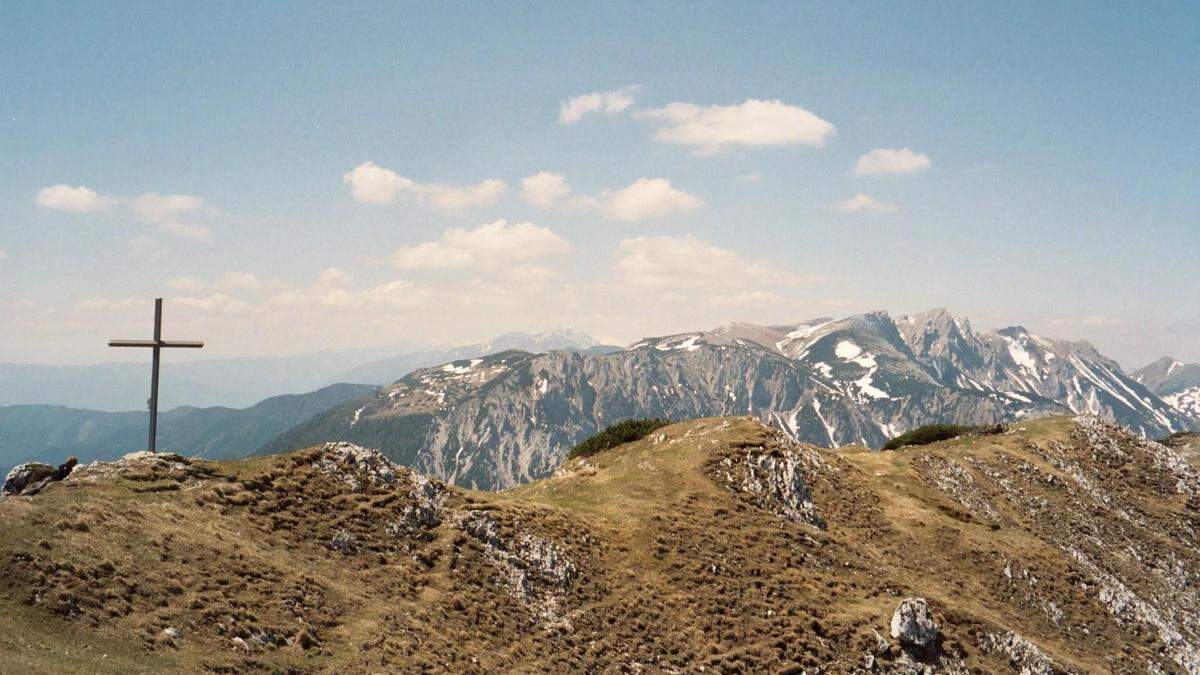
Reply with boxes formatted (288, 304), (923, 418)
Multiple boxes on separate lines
(979, 631), (1059, 675)
(717, 437), (824, 528)
(459, 510), (578, 626)
(891, 597), (939, 648)
(3, 462), (57, 496)
(329, 530), (359, 555)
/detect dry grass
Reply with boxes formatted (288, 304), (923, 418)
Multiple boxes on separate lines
(1, 415), (1196, 672)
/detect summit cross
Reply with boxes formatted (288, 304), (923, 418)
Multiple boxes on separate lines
(108, 298), (204, 453)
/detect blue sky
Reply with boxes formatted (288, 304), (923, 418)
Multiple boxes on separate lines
(1, 1), (1197, 366)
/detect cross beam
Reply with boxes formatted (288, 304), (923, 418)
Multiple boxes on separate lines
(108, 298), (204, 452)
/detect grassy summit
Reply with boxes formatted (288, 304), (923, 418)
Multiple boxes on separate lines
(1, 415), (1198, 672)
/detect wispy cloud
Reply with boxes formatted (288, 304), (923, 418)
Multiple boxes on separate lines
(36, 184), (119, 212)
(519, 172), (701, 221)
(343, 162), (505, 212)
(853, 147), (931, 176)
(129, 192), (212, 240)
(558, 85), (639, 124)
(636, 99), (835, 155)
(832, 193), (899, 215)
(35, 184), (213, 240)
(393, 220), (571, 273)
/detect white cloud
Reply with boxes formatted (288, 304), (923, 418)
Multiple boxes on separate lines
(393, 220), (571, 272)
(35, 185), (214, 240)
(558, 85), (639, 124)
(343, 162), (505, 212)
(78, 296), (143, 311)
(173, 292), (249, 314)
(519, 173), (702, 221)
(519, 172), (572, 208)
(35, 184), (118, 212)
(166, 277), (208, 292)
(342, 162), (412, 204)
(832, 193), (899, 215)
(0, 247), (6, 261)
(613, 235), (803, 292)
(165, 272), (263, 294)
(736, 172), (763, 184)
(130, 192), (212, 240)
(416, 179), (506, 212)
(220, 271), (262, 291)
(598, 178), (702, 221)
(853, 147), (931, 176)
(317, 268), (351, 287)
(636, 99), (835, 155)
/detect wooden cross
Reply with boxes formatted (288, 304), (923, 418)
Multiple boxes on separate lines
(108, 298), (203, 452)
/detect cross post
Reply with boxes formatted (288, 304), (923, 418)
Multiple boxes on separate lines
(108, 298), (204, 452)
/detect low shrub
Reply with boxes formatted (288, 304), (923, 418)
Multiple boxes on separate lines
(882, 424), (977, 451)
(567, 418), (673, 460)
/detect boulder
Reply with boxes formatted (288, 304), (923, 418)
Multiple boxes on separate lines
(3, 462), (57, 496)
(890, 597), (939, 648)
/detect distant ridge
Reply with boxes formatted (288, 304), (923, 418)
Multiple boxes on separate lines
(0, 383), (375, 476)
(261, 308), (1197, 490)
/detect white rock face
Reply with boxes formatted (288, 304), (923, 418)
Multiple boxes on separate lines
(890, 597), (939, 648)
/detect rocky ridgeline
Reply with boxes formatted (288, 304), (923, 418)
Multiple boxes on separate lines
(914, 415), (1200, 673)
(307, 442), (581, 627)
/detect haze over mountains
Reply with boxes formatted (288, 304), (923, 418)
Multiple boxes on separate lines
(0, 329), (609, 476)
(264, 308), (1198, 490)
(5, 309), (1195, 490)
(0, 384), (375, 478)
(0, 329), (608, 411)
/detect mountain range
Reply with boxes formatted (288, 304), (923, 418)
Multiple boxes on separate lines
(1134, 356), (1200, 420)
(330, 328), (618, 385)
(0, 384), (374, 478)
(260, 308), (1197, 490)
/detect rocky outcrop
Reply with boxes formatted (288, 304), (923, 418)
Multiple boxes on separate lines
(3, 456), (77, 496)
(3, 463), (56, 496)
(890, 597), (939, 649)
(309, 441), (399, 491)
(459, 510), (578, 627)
(713, 432), (824, 529)
(979, 631), (1062, 675)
